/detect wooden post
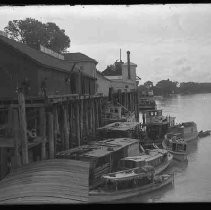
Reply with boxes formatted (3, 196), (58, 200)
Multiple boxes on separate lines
(80, 99), (84, 142)
(69, 103), (73, 147)
(92, 99), (96, 135)
(135, 90), (139, 122)
(0, 148), (8, 179)
(89, 98), (92, 135)
(75, 101), (81, 146)
(95, 99), (99, 129)
(7, 105), (13, 137)
(63, 104), (69, 150)
(47, 112), (54, 159)
(17, 91), (28, 165)
(13, 109), (21, 168)
(85, 100), (89, 136)
(39, 107), (46, 160)
(99, 98), (103, 127)
(53, 105), (59, 153)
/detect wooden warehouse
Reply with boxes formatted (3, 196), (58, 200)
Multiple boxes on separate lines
(0, 34), (96, 98)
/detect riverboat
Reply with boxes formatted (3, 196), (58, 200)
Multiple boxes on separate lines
(198, 130), (211, 138)
(138, 87), (157, 111)
(167, 122), (198, 142)
(56, 138), (140, 189)
(89, 165), (174, 203)
(119, 148), (173, 175)
(162, 133), (187, 161)
(140, 109), (176, 145)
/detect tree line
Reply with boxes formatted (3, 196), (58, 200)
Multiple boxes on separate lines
(141, 79), (211, 96)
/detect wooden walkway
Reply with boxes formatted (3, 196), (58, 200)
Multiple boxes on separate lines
(0, 159), (89, 204)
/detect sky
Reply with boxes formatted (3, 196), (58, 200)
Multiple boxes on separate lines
(0, 4), (211, 84)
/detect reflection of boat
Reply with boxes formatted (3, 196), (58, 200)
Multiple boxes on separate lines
(167, 121), (198, 142)
(89, 166), (174, 203)
(198, 130), (211, 138)
(119, 148), (173, 175)
(162, 133), (187, 161)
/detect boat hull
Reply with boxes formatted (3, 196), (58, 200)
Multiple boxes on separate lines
(162, 140), (187, 161)
(89, 174), (174, 203)
(154, 153), (173, 174)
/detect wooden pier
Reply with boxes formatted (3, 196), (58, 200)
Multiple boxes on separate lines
(0, 90), (139, 180)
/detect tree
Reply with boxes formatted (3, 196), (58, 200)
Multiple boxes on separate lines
(4, 18), (70, 53)
(154, 79), (179, 95)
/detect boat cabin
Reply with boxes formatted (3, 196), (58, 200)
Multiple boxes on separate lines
(142, 110), (175, 142)
(119, 149), (168, 170)
(165, 132), (187, 152)
(96, 121), (141, 140)
(56, 138), (140, 189)
(167, 121), (198, 142)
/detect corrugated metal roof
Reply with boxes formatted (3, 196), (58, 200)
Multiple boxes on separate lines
(0, 159), (89, 204)
(0, 35), (96, 80)
(64, 52), (98, 64)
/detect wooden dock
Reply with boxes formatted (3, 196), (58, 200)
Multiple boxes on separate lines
(0, 159), (89, 204)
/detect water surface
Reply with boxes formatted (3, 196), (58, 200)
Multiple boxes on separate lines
(126, 93), (211, 202)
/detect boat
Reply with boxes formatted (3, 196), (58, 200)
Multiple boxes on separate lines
(198, 130), (211, 138)
(56, 138), (140, 189)
(89, 165), (174, 203)
(140, 109), (176, 146)
(138, 86), (157, 111)
(118, 148), (173, 175)
(162, 133), (187, 161)
(167, 121), (198, 142)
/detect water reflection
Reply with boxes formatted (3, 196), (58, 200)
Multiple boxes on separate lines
(132, 94), (211, 202)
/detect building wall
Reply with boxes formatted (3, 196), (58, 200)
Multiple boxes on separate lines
(110, 80), (136, 93)
(122, 64), (137, 89)
(96, 72), (111, 96)
(74, 62), (97, 79)
(0, 41), (96, 98)
(37, 67), (71, 96)
(104, 63), (137, 93)
(0, 42), (39, 98)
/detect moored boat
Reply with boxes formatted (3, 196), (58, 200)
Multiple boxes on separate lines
(167, 121), (198, 142)
(198, 130), (211, 138)
(162, 133), (187, 161)
(119, 148), (173, 175)
(89, 166), (174, 203)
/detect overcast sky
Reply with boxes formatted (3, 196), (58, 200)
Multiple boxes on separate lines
(0, 4), (211, 84)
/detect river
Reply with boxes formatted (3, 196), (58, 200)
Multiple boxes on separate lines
(126, 93), (211, 203)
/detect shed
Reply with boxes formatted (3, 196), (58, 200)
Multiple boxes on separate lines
(0, 35), (96, 98)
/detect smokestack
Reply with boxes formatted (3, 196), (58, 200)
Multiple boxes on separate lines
(127, 51), (131, 79)
(120, 49), (122, 62)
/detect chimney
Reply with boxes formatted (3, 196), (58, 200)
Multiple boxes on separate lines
(127, 51), (131, 79)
